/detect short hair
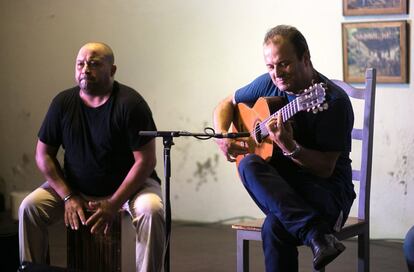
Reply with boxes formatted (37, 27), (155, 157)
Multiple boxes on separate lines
(263, 25), (310, 60)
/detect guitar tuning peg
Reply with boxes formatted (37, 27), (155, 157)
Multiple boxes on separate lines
(312, 108), (318, 114)
(323, 103), (329, 110)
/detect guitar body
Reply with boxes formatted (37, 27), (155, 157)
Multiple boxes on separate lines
(230, 83), (327, 167)
(232, 96), (286, 166)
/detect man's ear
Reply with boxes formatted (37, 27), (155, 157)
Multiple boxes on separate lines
(303, 50), (311, 66)
(111, 65), (117, 77)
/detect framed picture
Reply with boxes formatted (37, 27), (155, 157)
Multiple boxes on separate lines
(342, 21), (408, 83)
(343, 0), (407, 16)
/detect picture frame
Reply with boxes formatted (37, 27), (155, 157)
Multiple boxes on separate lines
(343, 0), (407, 16)
(342, 21), (408, 83)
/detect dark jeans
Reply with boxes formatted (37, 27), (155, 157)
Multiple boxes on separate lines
(238, 154), (349, 272)
(404, 226), (414, 272)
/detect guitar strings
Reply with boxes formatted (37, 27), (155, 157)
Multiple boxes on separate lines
(253, 98), (299, 137)
(244, 83), (325, 139)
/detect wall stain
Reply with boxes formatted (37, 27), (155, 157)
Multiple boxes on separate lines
(178, 116), (191, 124)
(389, 154), (410, 196)
(399, 181), (408, 195)
(19, 110), (31, 120)
(384, 133), (391, 146)
(190, 154), (220, 191)
(22, 153), (31, 165)
(171, 117), (221, 193)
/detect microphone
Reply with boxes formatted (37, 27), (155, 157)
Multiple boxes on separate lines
(213, 132), (251, 138)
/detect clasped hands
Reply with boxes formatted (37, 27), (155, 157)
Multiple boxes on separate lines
(64, 195), (118, 235)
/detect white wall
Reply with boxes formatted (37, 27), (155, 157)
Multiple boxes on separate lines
(0, 0), (413, 239)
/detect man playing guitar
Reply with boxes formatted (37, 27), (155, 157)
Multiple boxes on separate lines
(213, 25), (355, 271)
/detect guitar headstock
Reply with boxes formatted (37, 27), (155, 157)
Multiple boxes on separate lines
(297, 83), (328, 114)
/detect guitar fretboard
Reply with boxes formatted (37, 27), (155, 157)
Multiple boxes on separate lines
(278, 99), (300, 122)
(257, 98), (299, 138)
(250, 83), (326, 141)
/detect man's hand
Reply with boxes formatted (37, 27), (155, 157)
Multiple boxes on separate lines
(265, 111), (296, 154)
(215, 138), (249, 162)
(64, 195), (87, 230)
(85, 199), (118, 235)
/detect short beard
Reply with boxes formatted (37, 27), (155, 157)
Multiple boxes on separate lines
(79, 80), (112, 95)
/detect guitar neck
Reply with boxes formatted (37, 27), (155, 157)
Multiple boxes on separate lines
(255, 98), (299, 140)
(265, 98), (299, 124)
(250, 83), (326, 141)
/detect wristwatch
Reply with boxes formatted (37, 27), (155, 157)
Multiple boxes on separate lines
(283, 142), (301, 159)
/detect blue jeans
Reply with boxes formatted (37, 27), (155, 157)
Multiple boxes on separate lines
(404, 226), (414, 272)
(238, 154), (349, 272)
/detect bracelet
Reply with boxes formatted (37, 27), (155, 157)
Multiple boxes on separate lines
(283, 142), (301, 159)
(63, 193), (73, 203)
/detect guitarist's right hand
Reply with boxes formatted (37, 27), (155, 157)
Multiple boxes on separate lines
(215, 138), (249, 162)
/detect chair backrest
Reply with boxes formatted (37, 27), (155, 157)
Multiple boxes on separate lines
(332, 68), (376, 222)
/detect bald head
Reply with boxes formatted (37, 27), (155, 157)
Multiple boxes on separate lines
(79, 42), (115, 65)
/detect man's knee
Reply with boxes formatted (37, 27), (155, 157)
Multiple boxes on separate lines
(18, 188), (58, 224)
(19, 192), (40, 220)
(238, 154), (263, 180)
(134, 193), (164, 217)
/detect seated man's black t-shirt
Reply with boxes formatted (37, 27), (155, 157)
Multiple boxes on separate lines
(38, 81), (159, 197)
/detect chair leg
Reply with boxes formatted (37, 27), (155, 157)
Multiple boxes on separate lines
(358, 232), (370, 272)
(236, 231), (250, 272)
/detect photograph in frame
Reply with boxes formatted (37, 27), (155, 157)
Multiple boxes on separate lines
(342, 21), (408, 83)
(343, 0), (407, 16)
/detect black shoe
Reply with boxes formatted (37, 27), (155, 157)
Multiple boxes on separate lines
(17, 262), (28, 271)
(309, 233), (345, 270)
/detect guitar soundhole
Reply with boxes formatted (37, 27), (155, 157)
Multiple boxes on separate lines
(254, 123), (263, 144)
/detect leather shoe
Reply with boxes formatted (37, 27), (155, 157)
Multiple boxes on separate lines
(309, 233), (345, 270)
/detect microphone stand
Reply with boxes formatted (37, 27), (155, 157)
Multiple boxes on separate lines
(138, 130), (250, 272)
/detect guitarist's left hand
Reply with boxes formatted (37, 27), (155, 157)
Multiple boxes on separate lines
(215, 138), (249, 162)
(265, 111), (297, 154)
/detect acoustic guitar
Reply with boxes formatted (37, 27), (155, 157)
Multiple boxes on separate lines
(232, 83), (327, 165)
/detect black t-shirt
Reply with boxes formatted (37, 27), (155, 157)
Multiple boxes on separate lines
(235, 72), (356, 204)
(38, 81), (159, 197)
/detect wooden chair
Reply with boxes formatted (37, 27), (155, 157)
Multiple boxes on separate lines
(232, 68), (376, 272)
(67, 210), (135, 272)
